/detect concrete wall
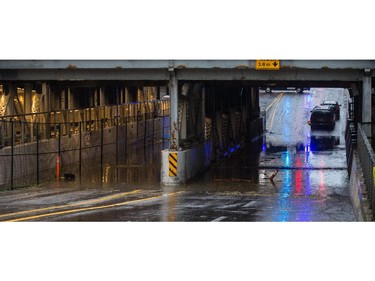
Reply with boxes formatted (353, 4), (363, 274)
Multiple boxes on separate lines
(0, 117), (170, 188)
(348, 151), (373, 221)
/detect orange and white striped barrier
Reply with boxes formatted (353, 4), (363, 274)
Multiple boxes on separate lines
(269, 169), (279, 181)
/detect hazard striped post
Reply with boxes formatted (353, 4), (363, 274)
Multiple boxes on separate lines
(269, 169), (279, 181)
(169, 152), (178, 177)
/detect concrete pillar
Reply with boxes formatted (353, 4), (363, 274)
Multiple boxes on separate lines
(124, 87), (129, 103)
(180, 83), (190, 140)
(67, 87), (73, 109)
(169, 71), (179, 150)
(100, 87), (105, 106)
(362, 72), (372, 123)
(41, 82), (49, 112)
(115, 86), (120, 105)
(119, 88), (124, 104)
(60, 89), (66, 110)
(362, 70), (373, 142)
(0, 84), (11, 116)
(93, 88), (98, 107)
(7, 83), (16, 116)
(161, 81), (211, 185)
(24, 83), (32, 114)
(201, 86), (206, 139)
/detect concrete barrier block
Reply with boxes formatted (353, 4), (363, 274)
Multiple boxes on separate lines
(161, 142), (211, 185)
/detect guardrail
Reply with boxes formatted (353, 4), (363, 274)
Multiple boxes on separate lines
(357, 123), (375, 218)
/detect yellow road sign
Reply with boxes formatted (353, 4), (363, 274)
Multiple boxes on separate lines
(256, 60), (280, 70)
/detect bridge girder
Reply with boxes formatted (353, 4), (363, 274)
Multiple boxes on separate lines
(0, 60), (374, 83)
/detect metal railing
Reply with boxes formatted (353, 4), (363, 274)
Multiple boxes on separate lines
(345, 119), (357, 175)
(357, 123), (375, 218)
(0, 100), (170, 190)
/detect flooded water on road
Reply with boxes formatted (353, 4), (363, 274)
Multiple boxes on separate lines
(7, 88), (355, 221)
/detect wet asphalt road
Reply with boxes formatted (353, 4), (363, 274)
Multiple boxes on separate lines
(0, 88), (356, 221)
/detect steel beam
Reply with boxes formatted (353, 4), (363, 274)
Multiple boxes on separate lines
(176, 69), (364, 82)
(0, 60), (374, 82)
(0, 68), (364, 83)
(1, 60), (375, 70)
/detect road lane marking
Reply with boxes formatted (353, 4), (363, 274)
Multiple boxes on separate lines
(6, 191), (184, 222)
(268, 93), (284, 131)
(0, 189), (142, 220)
(266, 93), (283, 112)
(211, 216), (227, 222)
(243, 201), (257, 208)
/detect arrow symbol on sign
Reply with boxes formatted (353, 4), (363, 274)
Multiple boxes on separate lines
(273, 62), (278, 67)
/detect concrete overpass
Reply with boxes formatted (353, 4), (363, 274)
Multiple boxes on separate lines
(0, 60), (374, 184)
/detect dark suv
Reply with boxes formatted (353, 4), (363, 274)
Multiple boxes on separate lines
(320, 100), (341, 120)
(309, 105), (335, 130)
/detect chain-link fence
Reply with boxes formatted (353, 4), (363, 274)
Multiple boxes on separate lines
(0, 100), (170, 190)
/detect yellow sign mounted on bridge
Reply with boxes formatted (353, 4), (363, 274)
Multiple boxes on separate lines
(255, 60), (280, 70)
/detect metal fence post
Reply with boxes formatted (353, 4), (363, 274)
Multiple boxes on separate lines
(162, 107), (165, 148)
(144, 107), (147, 150)
(101, 118), (104, 178)
(152, 106), (156, 160)
(116, 109), (119, 166)
(125, 106), (128, 162)
(136, 103), (139, 152)
(10, 119), (14, 190)
(79, 121), (82, 177)
(36, 122), (40, 185)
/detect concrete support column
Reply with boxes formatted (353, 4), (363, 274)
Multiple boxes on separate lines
(362, 73), (372, 123)
(180, 83), (190, 140)
(7, 83), (16, 116)
(124, 87), (130, 103)
(362, 70), (373, 139)
(99, 87), (105, 106)
(119, 88), (124, 104)
(169, 71), (179, 150)
(67, 87), (73, 109)
(24, 83), (32, 114)
(94, 88), (99, 107)
(115, 86), (120, 105)
(41, 82), (49, 112)
(60, 89), (66, 110)
(161, 81), (211, 185)
(201, 86), (206, 139)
